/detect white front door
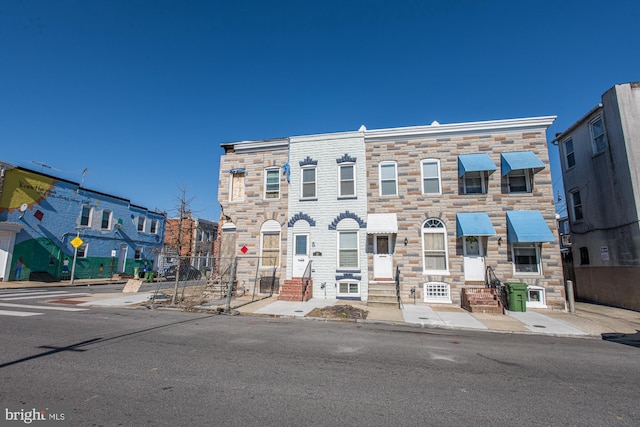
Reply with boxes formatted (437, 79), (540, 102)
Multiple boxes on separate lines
(373, 234), (394, 279)
(463, 236), (485, 281)
(292, 234), (310, 277)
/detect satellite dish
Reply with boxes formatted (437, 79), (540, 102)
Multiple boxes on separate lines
(19, 203), (28, 212)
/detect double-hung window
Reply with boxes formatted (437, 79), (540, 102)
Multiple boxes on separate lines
(230, 170), (245, 201)
(563, 138), (575, 169)
(590, 117), (606, 154)
(150, 219), (158, 234)
(137, 216), (146, 232)
(339, 164), (355, 197)
(422, 219), (448, 274)
(421, 159), (441, 194)
(507, 169), (531, 193)
(570, 189), (583, 222)
(463, 171), (485, 194)
(513, 243), (540, 274)
(338, 231), (359, 269)
(265, 168), (280, 199)
(301, 167), (316, 199)
(80, 206), (92, 227)
(379, 162), (397, 196)
(101, 210), (112, 230)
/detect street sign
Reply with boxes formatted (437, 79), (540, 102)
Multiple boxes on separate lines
(71, 236), (84, 248)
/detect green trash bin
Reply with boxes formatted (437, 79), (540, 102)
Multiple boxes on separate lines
(145, 271), (155, 283)
(506, 283), (527, 312)
(133, 267), (140, 279)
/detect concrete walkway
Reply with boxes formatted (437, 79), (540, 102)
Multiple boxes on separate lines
(2, 278), (640, 339)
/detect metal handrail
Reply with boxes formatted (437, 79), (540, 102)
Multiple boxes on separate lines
(486, 265), (507, 310)
(301, 260), (312, 302)
(395, 266), (403, 309)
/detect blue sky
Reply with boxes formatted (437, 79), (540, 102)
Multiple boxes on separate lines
(1, 0), (638, 220)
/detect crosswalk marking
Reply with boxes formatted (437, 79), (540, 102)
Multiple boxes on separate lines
(0, 309), (43, 317)
(0, 302), (88, 312)
(0, 290), (69, 298)
(0, 290), (91, 317)
(0, 292), (89, 301)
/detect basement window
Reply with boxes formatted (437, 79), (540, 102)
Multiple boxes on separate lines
(424, 282), (452, 303)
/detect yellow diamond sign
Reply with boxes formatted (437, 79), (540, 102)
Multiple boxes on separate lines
(71, 236), (84, 249)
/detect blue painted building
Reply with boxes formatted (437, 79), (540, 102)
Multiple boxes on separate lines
(0, 163), (166, 281)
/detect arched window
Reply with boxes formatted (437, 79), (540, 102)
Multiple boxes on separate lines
(422, 218), (449, 274)
(260, 220), (281, 268)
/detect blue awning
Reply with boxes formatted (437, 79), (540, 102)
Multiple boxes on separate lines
(456, 212), (496, 237)
(458, 154), (498, 178)
(506, 211), (555, 243)
(501, 152), (545, 176)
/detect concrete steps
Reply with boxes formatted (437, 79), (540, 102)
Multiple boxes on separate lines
(367, 281), (399, 308)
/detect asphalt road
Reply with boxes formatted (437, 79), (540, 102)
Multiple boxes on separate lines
(1, 303), (639, 426)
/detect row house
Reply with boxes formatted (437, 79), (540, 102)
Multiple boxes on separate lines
(217, 116), (564, 308)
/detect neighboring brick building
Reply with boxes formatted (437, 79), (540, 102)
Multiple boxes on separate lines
(162, 216), (217, 272)
(218, 116), (565, 309)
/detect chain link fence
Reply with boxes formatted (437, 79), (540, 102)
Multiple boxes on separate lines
(148, 255), (280, 311)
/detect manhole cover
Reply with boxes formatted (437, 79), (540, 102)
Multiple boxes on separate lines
(294, 310), (304, 313)
(533, 325), (546, 328)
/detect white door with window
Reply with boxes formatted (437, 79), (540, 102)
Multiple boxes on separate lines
(373, 234), (394, 279)
(463, 236), (485, 281)
(292, 234), (310, 277)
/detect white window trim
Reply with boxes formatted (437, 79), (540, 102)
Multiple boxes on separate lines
(562, 138), (575, 170)
(526, 285), (547, 309)
(589, 116), (607, 154)
(137, 216), (146, 233)
(423, 282), (452, 304)
(264, 168), (280, 200)
(512, 242), (542, 275)
(507, 169), (532, 193)
(77, 243), (88, 259)
(337, 280), (360, 297)
(422, 219), (449, 275)
(379, 161), (398, 196)
(101, 210), (112, 230)
(338, 163), (356, 198)
(421, 159), (442, 195)
(150, 219), (158, 234)
(80, 206), (93, 228)
(300, 166), (317, 199)
(462, 171), (486, 195)
(337, 230), (360, 270)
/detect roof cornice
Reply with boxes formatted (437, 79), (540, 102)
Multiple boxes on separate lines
(365, 116), (557, 141)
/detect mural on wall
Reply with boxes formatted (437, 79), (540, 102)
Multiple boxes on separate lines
(1, 168), (163, 281)
(0, 169), (57, 214)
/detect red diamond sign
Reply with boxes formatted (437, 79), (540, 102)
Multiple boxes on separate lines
(240, 245), (248, 254)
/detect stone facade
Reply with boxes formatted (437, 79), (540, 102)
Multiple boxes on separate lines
(365, 118), (564, 308)
(217, 139), (289, 292)
(218, 116), (565, 308)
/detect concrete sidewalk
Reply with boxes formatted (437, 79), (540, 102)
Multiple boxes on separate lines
(3, 278), (640, 338)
